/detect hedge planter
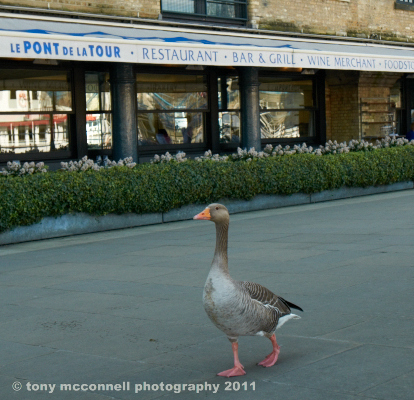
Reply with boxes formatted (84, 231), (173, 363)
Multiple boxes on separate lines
(0, 181), (413, 245)
(1, 146), (414, 245)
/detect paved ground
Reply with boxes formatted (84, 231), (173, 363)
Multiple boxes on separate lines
(1, 190), (413, 400)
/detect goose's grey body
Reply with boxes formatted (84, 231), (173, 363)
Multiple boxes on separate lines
(203, 256), (300, 340)
(194, 203), (302, 377)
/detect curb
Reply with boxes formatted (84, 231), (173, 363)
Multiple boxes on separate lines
(1, 181), (413, 246)
(310, 181), (414, 203)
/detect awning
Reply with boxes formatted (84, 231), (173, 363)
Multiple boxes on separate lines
(2, 13), (414, 72)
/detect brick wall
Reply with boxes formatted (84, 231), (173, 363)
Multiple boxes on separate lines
(325, 71), (360, 142)
(0, 0), (160, 19)
(252, 0), (414, 41)
(4, 1), (414, 41)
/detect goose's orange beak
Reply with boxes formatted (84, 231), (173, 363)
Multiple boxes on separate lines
(193, 207), (211, 220)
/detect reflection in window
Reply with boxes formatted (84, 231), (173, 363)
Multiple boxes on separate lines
(85, 72), (112, 150)
(207, 1), (240, 19)
(259, 78), (313, 110)
(259, 78), (315, 139)
(219, 111), (240, 143)
(218, 76), (240, 144)
(137, 74), (207, 146)
(86, 114), (112, 150)
(261, 111), (313, 139)
(162, 0), (194, 13)
(218, 77), (239, 110)
(0, 114), (69, 154)
(0, 69), (72, 155)
(137, 74), (207, 111)
(138, 112), (204, 145)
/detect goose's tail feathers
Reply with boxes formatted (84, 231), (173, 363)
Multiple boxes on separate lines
(280, 298), (304, 312)
(276, 313), (301, 329)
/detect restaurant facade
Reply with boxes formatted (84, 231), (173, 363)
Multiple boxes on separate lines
(1, 1), (414, 166)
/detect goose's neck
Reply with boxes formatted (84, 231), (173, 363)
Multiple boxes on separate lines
(212, 221), (230, 275)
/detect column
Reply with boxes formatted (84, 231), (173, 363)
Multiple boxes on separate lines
(111, 63), (138, 162)
(239, 67), (261, 151)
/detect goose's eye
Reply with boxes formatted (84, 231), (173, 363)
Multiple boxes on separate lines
(215, 206), (219, 210)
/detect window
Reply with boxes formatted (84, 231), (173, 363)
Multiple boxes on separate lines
(395, 0), (414, 11)
(218, 76), (241, 144)
(360, 79), (402, 139)
(0, 69), (72, 157)
(259, 77), (315, 140)
(161, 0), (247, 24)
(136, 73), (208, 147)
(85, 72), (112, 150)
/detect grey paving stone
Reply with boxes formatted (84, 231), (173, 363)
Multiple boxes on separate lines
(158, 382), (365, 400)
(0, 304), (46, 323)
(0, 349), (150, 384)
(0, 271), (82, 288)
(49, 319), (221, 362)
(273, 344), (414, 394)
(320, 315), (414, 348)
(0, 286), (64, 305)
(278, 310), (374, 338)
(0, 340), (54, 367)
(142, 333), (359, 377)
(359, 369), (414, 400)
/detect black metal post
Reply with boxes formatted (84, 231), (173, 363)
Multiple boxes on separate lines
(111, 63), (138, 162)
(73, 66), (87, 158)
(239, 67), (261, 150)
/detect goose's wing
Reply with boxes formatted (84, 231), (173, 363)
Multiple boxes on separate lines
(239, 281), (303, 314)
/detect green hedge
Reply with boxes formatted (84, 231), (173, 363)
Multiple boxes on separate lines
(1, 146), (414, 233)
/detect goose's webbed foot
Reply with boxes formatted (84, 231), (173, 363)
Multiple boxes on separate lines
(217, 341), (246, 377)
(257, 333), (280, 368)
(217, 364), (246, 377)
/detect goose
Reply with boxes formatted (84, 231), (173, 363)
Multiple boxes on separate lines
(193, 203), (303, 377)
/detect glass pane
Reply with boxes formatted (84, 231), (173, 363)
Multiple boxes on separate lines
(87, 113), (112, 150)
(162, 0), (194, 13)
(85, 72), (111, 112)
(162, 0), (246, 18)
(53, 114), (69, 151)
(0, 69), (72, 112)
(138, 112), (204, 145)
(260, 110), (314, 139)
(259, 78), (313, 109)
(360, 98), (396, 138)
(207, 1), (241, 18)
(390, 80), (401, 109)
(218, 77), (240, 110)
(219, 111), (241, 143)
(55, 91), (72, 111)
(0, 114), (69, 154)
(137, 74), (208, 110)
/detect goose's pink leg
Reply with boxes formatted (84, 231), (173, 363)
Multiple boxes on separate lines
(258, 334), (280, 367)
(217, 342), (246, 377)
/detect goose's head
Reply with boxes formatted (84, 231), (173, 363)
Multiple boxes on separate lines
(193, 203), (229, 224)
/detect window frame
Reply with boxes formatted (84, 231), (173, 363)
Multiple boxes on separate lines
(85, 71), (113, 154)
(161, 0), (248, 26)
(0, 61), (75, 162)
(258, 72), (320, 146)
(395, 0), (414, 11)
(135, 67), (211, 154)
(217, 72), (242, 151)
